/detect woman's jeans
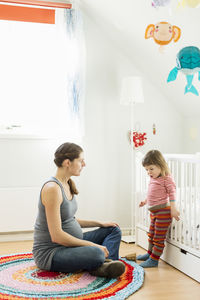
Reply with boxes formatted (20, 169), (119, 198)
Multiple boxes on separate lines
(50, 226), (122, 273)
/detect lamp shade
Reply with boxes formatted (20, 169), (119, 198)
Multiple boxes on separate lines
(120, 76), (144, 105)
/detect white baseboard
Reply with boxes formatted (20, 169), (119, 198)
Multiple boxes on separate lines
(0, 231), (33, 242)
(121, 235), (136, 243)
(121, 227), (132, 236)
(0, 227), (133, 243)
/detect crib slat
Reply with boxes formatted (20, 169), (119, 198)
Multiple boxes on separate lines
(169, 160), (174, 240)
(193, 163), (197, 249)
(184, 163), (187, 245)
(188, 162), (192, 248)
(193, 159), (200, 250)
(174, 160), (178, 242)
(179, 161), (184, 245)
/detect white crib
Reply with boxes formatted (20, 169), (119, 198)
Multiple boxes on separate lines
(135, 152), (200, 283)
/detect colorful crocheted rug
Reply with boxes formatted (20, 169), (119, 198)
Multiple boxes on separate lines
(0, 253), (144, 300)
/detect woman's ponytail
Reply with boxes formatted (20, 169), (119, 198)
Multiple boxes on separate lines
(68, 178), (79, 195)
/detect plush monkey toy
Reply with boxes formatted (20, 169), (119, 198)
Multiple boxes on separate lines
(145, 22), (181, 50)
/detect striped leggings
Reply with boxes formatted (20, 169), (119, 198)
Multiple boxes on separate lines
(147, 207), (172, 261)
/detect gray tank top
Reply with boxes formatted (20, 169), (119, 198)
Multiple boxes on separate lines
(32, 177), (83, 270)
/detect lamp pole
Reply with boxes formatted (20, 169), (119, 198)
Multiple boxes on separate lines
(121, 100), (136, 243)
(130, 101), (136, 241)
(120, 76), (144, 243)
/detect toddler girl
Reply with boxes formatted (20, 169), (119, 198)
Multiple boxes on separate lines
(137, 150), (180, 268)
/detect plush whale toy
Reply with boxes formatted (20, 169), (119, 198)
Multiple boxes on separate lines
(167, 46), (200, 95)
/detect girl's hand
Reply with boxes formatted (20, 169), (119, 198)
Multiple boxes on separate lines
(171, 208), (180, 221)
(139, 201), (146, 207)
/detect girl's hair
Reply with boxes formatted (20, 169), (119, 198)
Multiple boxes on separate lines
(142, 150), (170, 176)
(54, 142), (83, 195)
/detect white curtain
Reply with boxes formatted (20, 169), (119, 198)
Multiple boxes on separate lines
(64, 8), (85, 138)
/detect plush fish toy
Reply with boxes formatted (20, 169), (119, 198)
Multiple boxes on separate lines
(167, 46), (200, 96)
(152, 0), (171, 8)
(178, 0), (200, 8)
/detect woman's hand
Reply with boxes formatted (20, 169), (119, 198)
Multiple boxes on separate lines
(96, 245), (109, 258)
(77, 219), (119, 228)
(100, 222), (119, 227)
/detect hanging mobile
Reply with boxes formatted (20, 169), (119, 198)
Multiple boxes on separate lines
(153, 123), (156, 135)
(128, 122), (147, 148)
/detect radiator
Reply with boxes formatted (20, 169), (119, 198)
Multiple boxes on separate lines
(0, 187), (40, 232)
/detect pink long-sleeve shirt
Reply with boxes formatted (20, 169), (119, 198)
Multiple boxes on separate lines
(146, 175), (176, 208)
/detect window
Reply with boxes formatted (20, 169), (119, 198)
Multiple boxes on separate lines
(0, 4), (84, 139)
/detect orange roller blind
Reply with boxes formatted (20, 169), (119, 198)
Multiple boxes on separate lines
(0, 3), (55, 24)
(0, 0), (72, 9)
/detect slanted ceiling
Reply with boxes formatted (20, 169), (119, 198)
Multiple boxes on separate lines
(81, 0), (200, 117)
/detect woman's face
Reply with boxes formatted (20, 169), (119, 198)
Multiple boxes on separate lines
(145, 164), (161, 179)
(68, 152), (86, 176)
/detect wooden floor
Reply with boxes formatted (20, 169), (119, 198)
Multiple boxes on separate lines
(0, 240), (199, 300)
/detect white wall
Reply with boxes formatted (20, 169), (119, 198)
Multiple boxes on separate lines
(76, 12), (183, 230)
(0, 9), (184, 236)
(183, 117), (200, 154)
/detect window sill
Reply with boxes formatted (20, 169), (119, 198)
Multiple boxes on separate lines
(0, 130), (82, 141)
(0, 129), (63, 140)
(0, 132), (54, 140)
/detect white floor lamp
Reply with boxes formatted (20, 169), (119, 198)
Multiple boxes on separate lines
(120, 76), (144, 243)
